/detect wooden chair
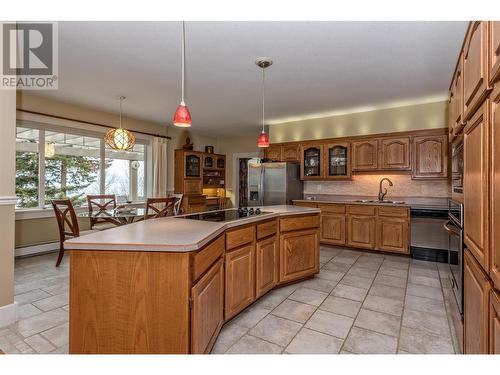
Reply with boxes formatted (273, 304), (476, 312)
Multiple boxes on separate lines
(87, 194), (121, 229)
(51, 199), (96, 267)
(169, 193), (184, 215)
(144, 197), (177, 220)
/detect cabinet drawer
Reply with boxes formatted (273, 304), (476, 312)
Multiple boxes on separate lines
(318, 203), (346, 214)
(226, 225), (255, 250)
(184, 180), (202, 194)
(377, 206), (409, 218)
(280, 214), (320, 232)
(186, 195), (206, 205)
(191, 235), (225, 282)
(257, 219), (277, 240)
(347, 205), (376, 216)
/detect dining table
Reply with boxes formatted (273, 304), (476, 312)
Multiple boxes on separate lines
(77, 207), (147, 225)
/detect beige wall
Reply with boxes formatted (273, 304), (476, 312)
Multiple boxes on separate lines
(0, 87), (16, 307)
(305, 174), (450, 198)
(16, 93), (219, 247)
(269, 100), (447, 143)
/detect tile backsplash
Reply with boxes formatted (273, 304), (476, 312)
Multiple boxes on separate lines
(304, 174), (451, 198)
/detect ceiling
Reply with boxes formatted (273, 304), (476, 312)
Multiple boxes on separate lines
(33, 21), (468, 138)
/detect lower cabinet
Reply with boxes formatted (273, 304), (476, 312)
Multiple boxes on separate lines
(376, 218), (409, 254)
(279, 228), (319, 283)
(320, 213), (346, 245)
(190, 259), (224, 354)
(224, 243), (256, 320)
(347, 215), (376, 249)
(464, 250), (491, 354)
(256, 235), (278, 298)
(491, 289), (500, 354)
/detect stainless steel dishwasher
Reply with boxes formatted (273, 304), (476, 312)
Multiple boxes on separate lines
(410, 207), (449, 262)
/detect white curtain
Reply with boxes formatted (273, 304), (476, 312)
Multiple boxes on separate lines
(152, 137), (168, 198)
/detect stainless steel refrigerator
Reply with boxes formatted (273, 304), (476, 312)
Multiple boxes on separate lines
(247, 160), (303, 206)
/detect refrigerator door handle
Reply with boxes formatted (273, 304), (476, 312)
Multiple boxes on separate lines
(259, 166), (264, 206)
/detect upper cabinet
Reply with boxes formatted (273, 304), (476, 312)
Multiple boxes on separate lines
(463, 21), (490, 121)
(264, 145), (282, 161)
(380, 137), (411, 170)
(411, 135), (448, 180)
(449, 53), (465, 139)
(300, 144), (324, 180)
(352, 140), (378, 171)
(323, 143), (351, 179)
(489, 21), (500, 85)
(281, 144), (300, 162)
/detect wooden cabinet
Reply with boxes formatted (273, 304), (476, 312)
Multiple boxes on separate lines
(255, 236), (278, 298)
(279, 228), (319, 283)
(224, 243), (255, 320)
(282, 144), (300, 162)
(463, 22), (490, 120)
(380, 137), (411, 170)
(347, 215), (376, 249)
(490, 289), (500, 354)
(300, 144), (324, 179)
(264, 145), (282, 161)
(490, 21), (500, 85)
(184, 179), (202, 195)
(464, 101), (490, 271)
(324, 143), (351, 179)
(449, 54), (465, 138)
(352, 140), (378, 171)
(376, 218), (409, 254)
(320, 213), (346, 245)
(190, 259), (224, 354)
(491, 85), (500, 290)
(411, 135), (448, 179)
(464, 250), (491, 354)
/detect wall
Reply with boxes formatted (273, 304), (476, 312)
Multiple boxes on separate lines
(305, 174), (450, 198)
(269, 100), (447, 143)
(0, 84), (16, 311)
(15, 93), (219, 248)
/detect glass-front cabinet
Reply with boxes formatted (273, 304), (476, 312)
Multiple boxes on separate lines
(204, 155), (214, 168)
(300, 144), (323, 180)
(185, 153), (201, 177)
(324, 143), (351, 179)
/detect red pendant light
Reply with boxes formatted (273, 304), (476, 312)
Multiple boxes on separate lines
(255, 58), (273, 148)
(173, 21), (192, 127)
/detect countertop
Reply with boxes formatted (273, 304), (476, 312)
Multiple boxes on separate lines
(65, 205), (320, 252)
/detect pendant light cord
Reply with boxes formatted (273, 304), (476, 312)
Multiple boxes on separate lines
(261, 67), (265, 132)
(181, 21), (186, 104)
(119, 96), (125, 129)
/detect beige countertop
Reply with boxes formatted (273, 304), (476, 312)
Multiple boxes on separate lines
(293, 199), (410, 208)
(65, 205), (320, 252)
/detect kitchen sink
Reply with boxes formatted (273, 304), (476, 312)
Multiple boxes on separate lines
(354, 199), (405, 204)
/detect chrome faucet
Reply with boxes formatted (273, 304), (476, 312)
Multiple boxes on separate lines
(378, 178), (393, 201)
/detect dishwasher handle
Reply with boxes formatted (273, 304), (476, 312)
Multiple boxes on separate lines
(443, 220), (459, 235)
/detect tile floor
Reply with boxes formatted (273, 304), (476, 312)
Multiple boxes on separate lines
(0, 246), (462, 354)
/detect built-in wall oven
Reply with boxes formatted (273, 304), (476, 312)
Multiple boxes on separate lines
(451, 136), (464, 195)
(444, 199), (464, 315)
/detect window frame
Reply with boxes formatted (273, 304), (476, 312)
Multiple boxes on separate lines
(15, 119), (150, 211)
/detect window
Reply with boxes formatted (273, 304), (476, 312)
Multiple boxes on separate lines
(15, 122), (149, 209)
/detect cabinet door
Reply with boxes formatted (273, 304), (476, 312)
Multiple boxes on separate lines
(491, 86), (500, 290)
(464, 250), (491, 354)
(381, 137), (411, 170)
(411, 135), (448, 179)
(185, 153), (201, 178)
(489, 21), (500, 85)
(300, 144), (324, 179)
(282, 144), (300, 162)
(203, 155), (214, 168)
(376, 218), (409, 254)
(490, 289), (500, 354)
(264, 145), (282, 161)
(279, 228), (319, 283)
(320, 213), (346, 245)
(184, 179), (202, 194)
(464, 101), (489, 271)
(463, 21), (490, 120)
(450, 55), (465, 136)
(324, 143), (351, 179)
(225, 244), (255, 320)
(255, 236), (278, 298)
(191, 259), (224, 354)
(347, 215), (375, 249)
(215, 156), (225, 169)
(352, 140), (378, 170)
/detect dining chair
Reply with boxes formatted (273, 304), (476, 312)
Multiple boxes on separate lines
(169, 193), (184, 215)
(87, 194), (121, 229)
(144, 197), (177, 220)
(51, 199), (97, 267)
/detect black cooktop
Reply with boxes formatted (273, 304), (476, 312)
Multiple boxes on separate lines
(178, 208), (270, 222)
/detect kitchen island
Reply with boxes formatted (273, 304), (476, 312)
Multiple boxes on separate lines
(65, 205), (320, 354)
